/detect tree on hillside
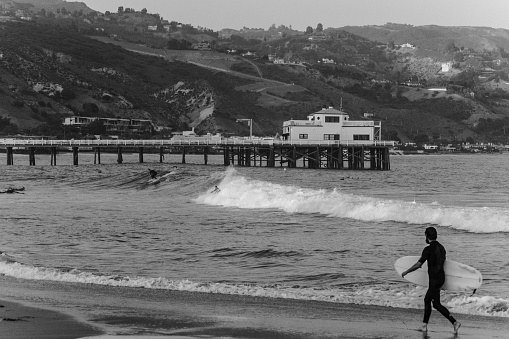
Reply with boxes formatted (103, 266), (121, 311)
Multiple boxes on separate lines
(445, 41), (458, 54)
(118, 6), (124, 15)
(453, 51), (464, 62)
(316, 23), (323, 32)
(306, 26), (313, 34)
(141, 8), (147, 14)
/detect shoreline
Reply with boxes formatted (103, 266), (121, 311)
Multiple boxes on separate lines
(2, 288), (509, 339)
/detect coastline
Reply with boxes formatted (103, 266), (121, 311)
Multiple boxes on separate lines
(2, 289), (509, 339)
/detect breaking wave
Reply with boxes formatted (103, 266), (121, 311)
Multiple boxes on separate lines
(195, 168), (509, 233)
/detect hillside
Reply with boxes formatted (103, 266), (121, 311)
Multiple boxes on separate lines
(1, 6), (509, 144)
(340, 23), (509, 52)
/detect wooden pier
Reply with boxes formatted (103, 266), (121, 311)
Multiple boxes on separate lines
(0, 139), (391, 170)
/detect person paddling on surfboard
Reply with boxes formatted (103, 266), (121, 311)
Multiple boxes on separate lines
(401, 227), (461, 334)
(148, 168), (158, 179)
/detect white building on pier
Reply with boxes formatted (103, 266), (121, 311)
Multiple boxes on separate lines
(282, 106), (381, 144)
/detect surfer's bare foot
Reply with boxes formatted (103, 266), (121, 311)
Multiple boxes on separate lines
(453, 321), (461, 334)
(419, 323), (428, 332)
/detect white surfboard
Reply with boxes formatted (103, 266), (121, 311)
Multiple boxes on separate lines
(394, 256), (482, 291)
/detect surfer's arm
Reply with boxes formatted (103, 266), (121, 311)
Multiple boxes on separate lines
(402, 261), (423, 277)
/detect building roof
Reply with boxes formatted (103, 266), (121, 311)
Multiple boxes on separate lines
(311, 107), (347, 115)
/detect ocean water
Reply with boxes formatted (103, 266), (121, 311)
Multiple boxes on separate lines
(0, 152), (508, 328)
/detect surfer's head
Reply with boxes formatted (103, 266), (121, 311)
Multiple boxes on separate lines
(425, 227), (437, 243)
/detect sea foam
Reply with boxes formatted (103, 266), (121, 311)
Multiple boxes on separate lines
(0, 261), (507, 318)
(195, 168), (509, 233)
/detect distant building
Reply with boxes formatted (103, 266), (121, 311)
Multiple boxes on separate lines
(321, 58), (336, 64)
(282, 106), (381, 144)
(441, 62), (453, 72)
(62, 116), (153, 135)
(400, 43), (415, 49)
(308, 34), (327, 41)
(241, 51), (258, 58)
(193, 42), (211, 50)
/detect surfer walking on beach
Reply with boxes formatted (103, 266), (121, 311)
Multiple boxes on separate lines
(401, 226), (461, 334)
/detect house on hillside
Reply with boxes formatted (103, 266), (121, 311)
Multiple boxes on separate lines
(62, 117), (153, 135)
(441, 62), (453, 72)
(400, 43), (415, 49)
(193, 42), (211, 50)
(282, 106), (381, 144)
(308, 34), (327, 41)
(241, 51), (258, 58)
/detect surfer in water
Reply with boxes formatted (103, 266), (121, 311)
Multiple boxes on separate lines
(0, 187), (24, 194)
(148, 169), (158, 179)
(211, 186), (220, 194)
(401, 227), (461, 334)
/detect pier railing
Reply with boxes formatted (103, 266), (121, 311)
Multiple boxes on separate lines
(0, 139), (396, 147)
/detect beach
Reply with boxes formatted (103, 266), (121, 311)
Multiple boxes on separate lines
(2, 288), (509, 339)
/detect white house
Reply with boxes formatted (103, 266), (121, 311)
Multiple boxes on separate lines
(441, 62), (453, 72)
(282, 106), (381, 144)
(400, 43), (415, 49)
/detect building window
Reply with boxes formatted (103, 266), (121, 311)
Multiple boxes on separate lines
(353, 135), (370, 140)
(299, 134), (308, 139)
(325, 116), (340, 123)
(324, 134), (340, 140)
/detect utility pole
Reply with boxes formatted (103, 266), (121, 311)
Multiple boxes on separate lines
(236, 119), (252, 139)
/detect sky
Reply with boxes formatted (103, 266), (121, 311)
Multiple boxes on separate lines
(80, 0), (509, 31)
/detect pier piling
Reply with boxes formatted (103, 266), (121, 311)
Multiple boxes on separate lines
(117, 147), (123, 164)
(29, 147), (36, 166)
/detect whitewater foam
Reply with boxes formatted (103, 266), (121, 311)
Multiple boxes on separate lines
(195, 168), (509, 233)
(1, 261), (507, 318)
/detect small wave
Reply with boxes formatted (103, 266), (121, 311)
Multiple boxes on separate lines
(195, 168), (509, 233)
(0, 261), (507, 318)
(209, 248), (303, 259)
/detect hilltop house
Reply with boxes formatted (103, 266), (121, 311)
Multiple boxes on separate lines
(282, 106), (381, 144)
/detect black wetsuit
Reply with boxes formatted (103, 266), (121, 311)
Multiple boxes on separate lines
(418, 241), (457, 324)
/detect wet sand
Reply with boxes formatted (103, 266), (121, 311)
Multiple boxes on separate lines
(1, 269), (507, 339)
(1, 292), (509, 339)
(0, 300), (101, 339)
